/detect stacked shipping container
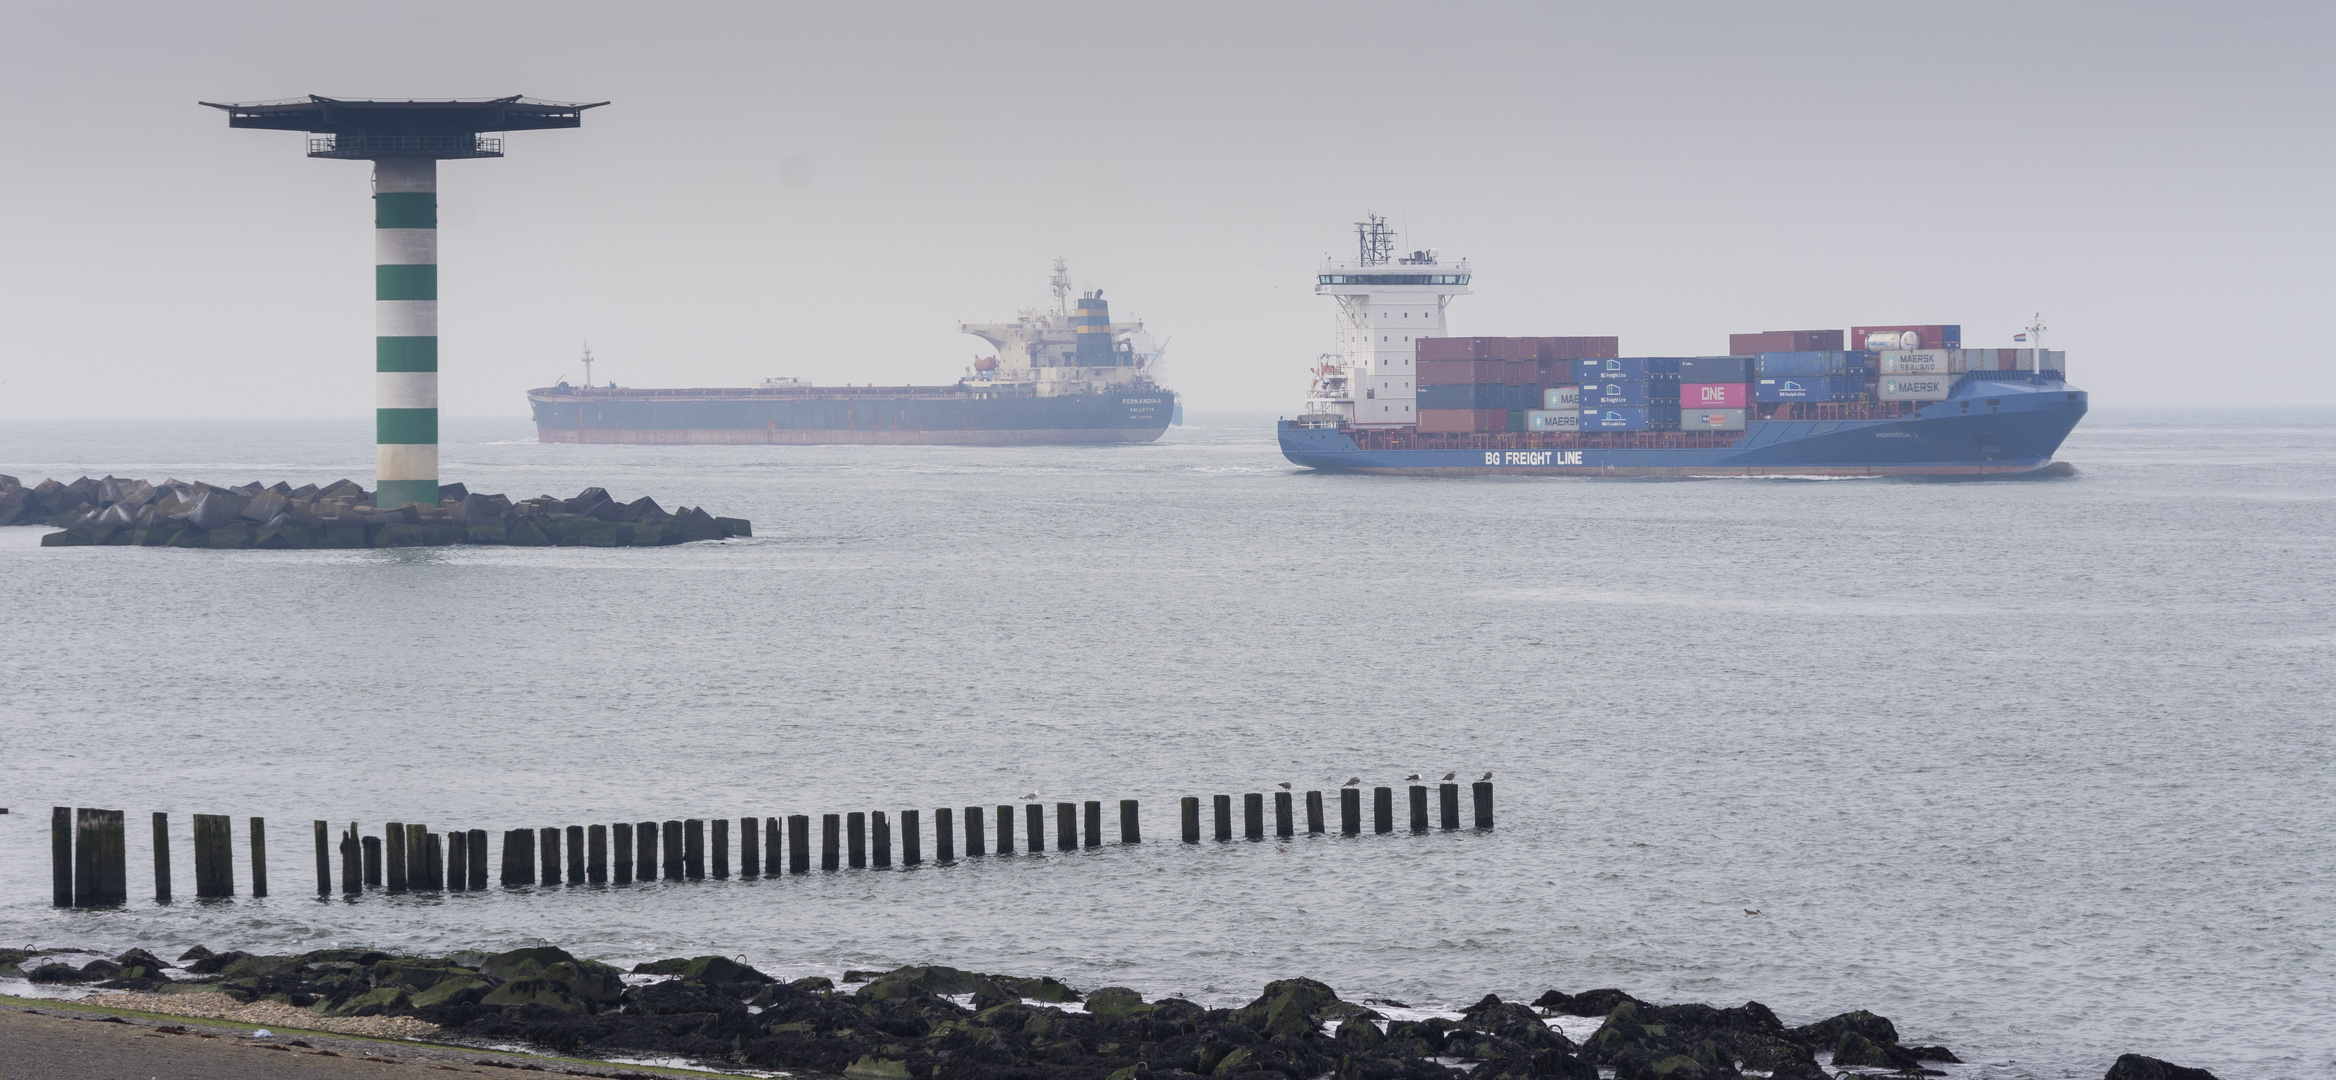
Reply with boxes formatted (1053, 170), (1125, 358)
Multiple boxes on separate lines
(1677, 356), (1752, 431)
(1418, 336), (1615, 433)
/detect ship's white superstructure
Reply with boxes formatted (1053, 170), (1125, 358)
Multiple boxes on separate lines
(959, 259), (1160, 398)
(1304, 215), (1470, 426)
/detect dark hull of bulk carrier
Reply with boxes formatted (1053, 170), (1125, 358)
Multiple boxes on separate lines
(528, 386), (1176, 446)
(1280, 372), (2085, 476)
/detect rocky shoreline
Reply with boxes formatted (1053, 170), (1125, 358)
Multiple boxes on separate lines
(1, 944), (2222, 1080)
(2, 474), (750, 548)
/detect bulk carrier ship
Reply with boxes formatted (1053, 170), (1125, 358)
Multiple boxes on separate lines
(1278, 216), (2086, 476)
(529, 261), (1176, 445)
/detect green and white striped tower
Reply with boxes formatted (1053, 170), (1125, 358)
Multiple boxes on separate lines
(373, 157), (439, 509)
(203, 95), (605, 506)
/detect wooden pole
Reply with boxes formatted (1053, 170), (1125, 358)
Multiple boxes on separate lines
(997, 805), (1014, 855)
(789, 814), (810, 873)
(1083, 800), (1101, 849)
(1340, 788), (1360, 835)
(821, 814), (840, 871)
(1409, 785), (1429, 833)
(1439, 783), (1460, 830)
(501, 828), (534, 886)
(154, 812), (173, 904)
(51, 807), (72, 907)
(873, 811), (892, 868)
(1307, 790), (1325, 834)
(1213, 794), (1232, 841)
(422, 833), (441, 890)
(540, 826), (561, 885)
(1180, 796), (1200, 843)
(614, 823), (634, 884)
(566, 826), (585, 885)
(711, 818), (729, 879)
(78, 809), (127, 907)
(1120, 799), (1140, 844)
(589, 824), (609, 884)
(1373, 787), (1393, 834)
(1244, 793), (1264, 840)
(662, 820), (683, 880)
(192, 813), (232, 898)
(448, 827), (467, 890)
(963, 805), (984, 856)
(1474, 781), (1494, 828)
(740, 817), (759, 877)
(468, 830), (488, 890)
(409, 824), (430, 890)
(312, 819), (329, 898)
(385, 821), (408, 892)
(342, 825), (360, 894)
(362, 837), (381, 886)
(936, 807), (956, 862)
(249, 817), (267, 897)
(902, 809), (921, 865)
(764, 817), (781, 876)
(638, 820), (659, 881)
(1025, 803), (1044, 854)
(684, 819), (705, 880)
(1275, 791), (1293, 838)
(1055, 802), (1075, 852)
(847, 812), (867, 868)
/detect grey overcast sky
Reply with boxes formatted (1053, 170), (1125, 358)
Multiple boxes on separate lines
(1, 1), (2328, 418)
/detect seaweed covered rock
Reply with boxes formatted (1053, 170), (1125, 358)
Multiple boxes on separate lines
(2103, 1055), (2221, 1080)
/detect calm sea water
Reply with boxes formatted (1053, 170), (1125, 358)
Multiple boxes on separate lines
(1, 410), (2329, 1079)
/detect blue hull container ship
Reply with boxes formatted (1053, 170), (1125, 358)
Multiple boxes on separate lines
(531, 261), (1176, 446)
(1278, 216), (2085, 476)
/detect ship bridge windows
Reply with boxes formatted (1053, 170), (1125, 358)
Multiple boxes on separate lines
(1317, 274), (1470, 285)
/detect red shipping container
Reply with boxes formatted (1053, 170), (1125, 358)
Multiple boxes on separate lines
(1489, 337), (1538, 361)
(1681, 382), (1748, 408)
(1418, 408), (1508, 433)
(1417, 337), (1484, 361)
(1536, 336), (1621, 361)
(1729, 329), (1843, 354)
(1420, 359), (1524, 385)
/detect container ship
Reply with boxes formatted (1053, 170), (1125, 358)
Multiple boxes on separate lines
(1278, 216), (2085, 476)
(529, 261), (1176, 445)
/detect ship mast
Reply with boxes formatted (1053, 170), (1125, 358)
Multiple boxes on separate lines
(2025, 313), (2047, 373)
(581, 342), (595, 389)
(1050, 257), (1072, 317)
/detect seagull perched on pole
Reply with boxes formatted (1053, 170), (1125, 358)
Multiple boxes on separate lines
(1277, 782), (1292, 790)
(1342, 777), (1361, 787)
(1019, 791), (1041, 801)
(1479, 771), (1493, 781)
(1441, 772), (1456, 781)
(1404, 773), (1421, 782)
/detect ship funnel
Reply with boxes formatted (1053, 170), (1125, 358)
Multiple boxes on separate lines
(1074, 291), (1113, 367)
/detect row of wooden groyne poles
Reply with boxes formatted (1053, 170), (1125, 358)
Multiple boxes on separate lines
(46, 783), (1495, 905)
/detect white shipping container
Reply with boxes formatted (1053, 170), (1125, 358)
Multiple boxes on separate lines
(1878, 374), (1954, 401)
(2045, 350), (2067, 376)
(1525, 409), (1579, 432)
(1881, 349), (1953, 374)
(1541, 386), (1580, 410)
(1681, 408), (1747, 430)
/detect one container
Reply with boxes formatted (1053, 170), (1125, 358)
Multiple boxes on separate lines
(1754, 376), (1866, 402)
(1418, 408), (1509, 433)
(1542, 385), (1581, 410)
(1419, 383), (1537, 410)
(1678, 356), (1754, 382)
(1580, 381), (1660, 407)
(1878, 374), (1954, 401)
(1683, 408), (1748, 431)
(1879, 350), (1952, 374)
(1574, 357), (1680, 382)
(1681, 382), (1748, 408)
(1526, 409), (1579, 431)
(1578, 406), (1681, 432)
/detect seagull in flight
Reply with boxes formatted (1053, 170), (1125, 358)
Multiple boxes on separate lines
(1441, 772), (1456, 781)
(1404, 773), (1421, 782)
(1342, 777), (1361, 787)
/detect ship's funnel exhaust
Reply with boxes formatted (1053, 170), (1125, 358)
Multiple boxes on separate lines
(1074, 291), (1112, 367)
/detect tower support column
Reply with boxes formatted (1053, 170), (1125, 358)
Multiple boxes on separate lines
(373, 157), (438, 508)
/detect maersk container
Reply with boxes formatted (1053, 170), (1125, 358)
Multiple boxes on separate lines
(1681, 382), (1748, 408)
(1754, 376), (1866, 402)
(1879, 350), (1953, 375)
(1755, 350), (1873, 377)
(1678, 356), (1753, 382)
(1878, 374), (1954, 401)
(1419, 383), (1537, 410)
(1526, 409), (1579, 432)
(1579, 406), (1681, 432)
(1542, 385), (1580, 410)
(1574, 357), (1681, 382)
(1683, 408), (1748, 431)
(1579, 381), (1662, 407)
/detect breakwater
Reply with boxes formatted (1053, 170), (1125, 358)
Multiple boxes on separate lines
(1, 474), (750, 548)
(46, 785), (1494, 906)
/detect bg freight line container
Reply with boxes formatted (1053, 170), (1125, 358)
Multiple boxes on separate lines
(1755, 376), (1866, 402)
(1580, 406), (1681, 431)
(1755, 351), (1874, 377)
(1678, 357), (1754, 382)
(1580, 382), (1669, 407)
(1574, 358), (1682, 382)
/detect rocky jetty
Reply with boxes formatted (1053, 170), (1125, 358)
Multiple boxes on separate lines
(0, 944), (2014, 1080)
(1, 475), (749, 549)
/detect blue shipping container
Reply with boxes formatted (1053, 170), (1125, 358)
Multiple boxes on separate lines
(1573, 357), (1681, 382)
(1417, 383), (1537, 410)
(1579, 406), (1681, 431)
(1753, 376), (1867, 402)
(1678, 356), (1754, 382)
(1579, 381), (1661, 407)
(1755, 351), (1873, 377)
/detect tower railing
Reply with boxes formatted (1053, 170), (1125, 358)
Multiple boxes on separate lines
(308, 134), (504, 159)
